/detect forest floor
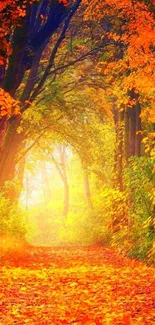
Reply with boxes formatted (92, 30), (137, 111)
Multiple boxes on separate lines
(0, 246), (154, 325)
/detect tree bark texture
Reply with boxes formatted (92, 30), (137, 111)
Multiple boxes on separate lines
(51, 144), (69, 217)
(58, 144), (69, 217)
(2, 8), (31, 96)
(0, 117), (24, 188)
(129, 106), (136, 157)
(124, 107), (130, 165)
(135, 101), (142, 156)
(117, 110), (124, 191)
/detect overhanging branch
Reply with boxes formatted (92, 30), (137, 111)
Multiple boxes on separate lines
(29, 0), (82, 104)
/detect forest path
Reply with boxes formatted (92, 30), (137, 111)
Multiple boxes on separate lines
(0, 246), (154, 325)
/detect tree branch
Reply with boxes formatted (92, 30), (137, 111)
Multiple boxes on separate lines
(29, 0), (82, 103)
(16, 115), (63, 163)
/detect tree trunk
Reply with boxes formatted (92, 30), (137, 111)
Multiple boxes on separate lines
(12, 157), (26, 202)
(135, 101), (142, 156)
(117, 110), (124, 191)
(129, 107), (136, 156)
(2, 9), (30, 96)
(40, 157), (51, 205)
(63, 179), (69, 217)
(59, 144), (69, 217)
(0, 117), (24, 189)
(0, 64), (5, 86)
(124, 107), (130, 165)
(20, 43), (46, 103)
(112, 105), (119, 187)
(0, 117), (8, 149)
(83, 163), (93, 209)
(51, 144), (70, 217)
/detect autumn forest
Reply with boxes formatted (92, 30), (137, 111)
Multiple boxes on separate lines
(0, 0), (155, 324)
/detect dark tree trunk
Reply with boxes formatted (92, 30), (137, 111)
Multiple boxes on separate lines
(129, 106), (136, 156)
(0, 65), (5, 86)
(112, 91), (142, 193)
(124, 107), (130, 165)
(112, 105), (119, 187)
(2, 9), (30, 96)
(135, 101), (142, 156)
(0, 117), (8, 149)
(117, 110), (124, 191)
(20, 43), (46, 103)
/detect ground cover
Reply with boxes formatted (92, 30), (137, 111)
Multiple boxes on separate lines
(0, 246), (154, 325)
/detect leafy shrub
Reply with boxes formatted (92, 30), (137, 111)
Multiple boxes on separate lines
(59, 189), (127, 246)
(90, 157), (155, 263)
(92, 188), (128, 233)
(113, 156), (155, 262)
(59, 205), (93, 245)
(124, 156), (154, 220)
(0, 192), (27, 256)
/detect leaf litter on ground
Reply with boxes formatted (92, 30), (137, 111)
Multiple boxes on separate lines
(0, 246), (154, 325)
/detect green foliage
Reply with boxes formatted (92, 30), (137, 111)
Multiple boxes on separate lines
(91, 188), (128, 246)
(59, 206), (112, 246)
(124, 156), (154, 219)
(92, 188), (127, 224)
(0, 192), (27, 240)
(112, 157), (155, 262)
(58, 187), (128, 246)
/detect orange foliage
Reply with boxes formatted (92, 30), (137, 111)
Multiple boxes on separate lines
(0, 0), (29, 66)
(0, 0), (13, 12)
(0, 88), (20, 118)
(83, 0), (155, 128)
(0, 246), (154, 324)
(0, 0), (68, 12)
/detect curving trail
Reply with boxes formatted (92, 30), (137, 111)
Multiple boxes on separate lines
(0, 246), (154, 325)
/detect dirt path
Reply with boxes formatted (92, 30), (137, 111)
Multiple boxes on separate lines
(0, 246), (154, 325)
